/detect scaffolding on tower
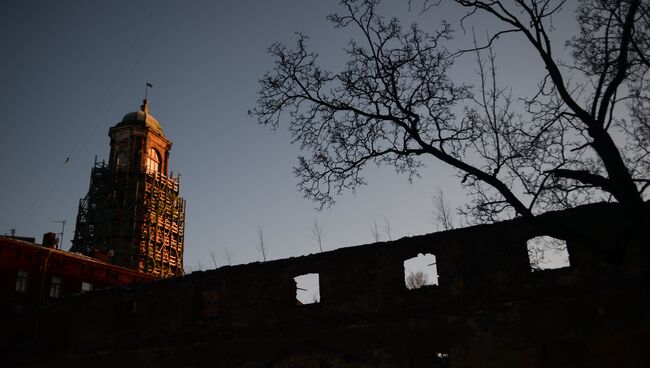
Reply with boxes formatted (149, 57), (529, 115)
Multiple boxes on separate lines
(71, 158), (185, 277)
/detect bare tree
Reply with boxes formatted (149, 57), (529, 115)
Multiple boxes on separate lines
(432, 187), (455, 230)
(223, 247), (233, 266)
(370, 220), (381, 242)
(252, 0), (647, 223)
(256, 225), (268, 262)
(209, 250), (218, 268)
(450, 0), (648, 211)
(311, 219), (325, 252)
(406, 270), (428, 289)
(382, 215), (393, 241)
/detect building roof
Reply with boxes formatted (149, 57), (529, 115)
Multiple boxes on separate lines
(0, 235), (157, 281)
(116, 99), (163, 135)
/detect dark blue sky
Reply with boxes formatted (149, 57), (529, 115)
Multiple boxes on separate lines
(0, 1), (577, 270)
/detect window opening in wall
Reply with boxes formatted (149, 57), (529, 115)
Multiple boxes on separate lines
(527, 236), (570, 271)
(294, 273), (320, 305)
(81, 281), (94, 293)
(15, 270), (29, 293)
(404, 253), (438, 289)
(49, 276), (62, 298)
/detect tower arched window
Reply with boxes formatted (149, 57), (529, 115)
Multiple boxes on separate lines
(146, 148), (161, 174)
(115, 143), (128, 170)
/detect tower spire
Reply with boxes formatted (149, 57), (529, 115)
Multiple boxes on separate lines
(141, 82), (153, 113)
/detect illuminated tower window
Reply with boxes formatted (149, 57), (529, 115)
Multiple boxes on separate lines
(146, 148), (161, 173)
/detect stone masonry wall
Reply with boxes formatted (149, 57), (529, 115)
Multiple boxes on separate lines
(5, 202), (650, 367)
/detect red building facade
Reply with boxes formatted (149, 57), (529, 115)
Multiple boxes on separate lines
(0, 235), (156, 308)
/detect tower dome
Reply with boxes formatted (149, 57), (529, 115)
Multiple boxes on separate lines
(116, 99), (163, 134)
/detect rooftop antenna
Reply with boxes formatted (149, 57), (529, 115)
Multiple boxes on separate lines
(53, 220), (66, 250)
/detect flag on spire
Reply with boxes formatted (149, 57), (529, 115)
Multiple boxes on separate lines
(144, 82), (153, 101)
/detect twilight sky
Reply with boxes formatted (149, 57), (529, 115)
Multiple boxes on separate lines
(0, 0), (577, 270)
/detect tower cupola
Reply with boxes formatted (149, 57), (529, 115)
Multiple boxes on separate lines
(108, 99), (171, 175)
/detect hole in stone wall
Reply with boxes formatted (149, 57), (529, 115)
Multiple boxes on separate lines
(526, 235), (570, 271)
(404, 253), (439, 289)
(294, 273), (320, 305)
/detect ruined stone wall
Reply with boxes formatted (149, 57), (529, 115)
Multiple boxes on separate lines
(6, 203), (650, 367)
